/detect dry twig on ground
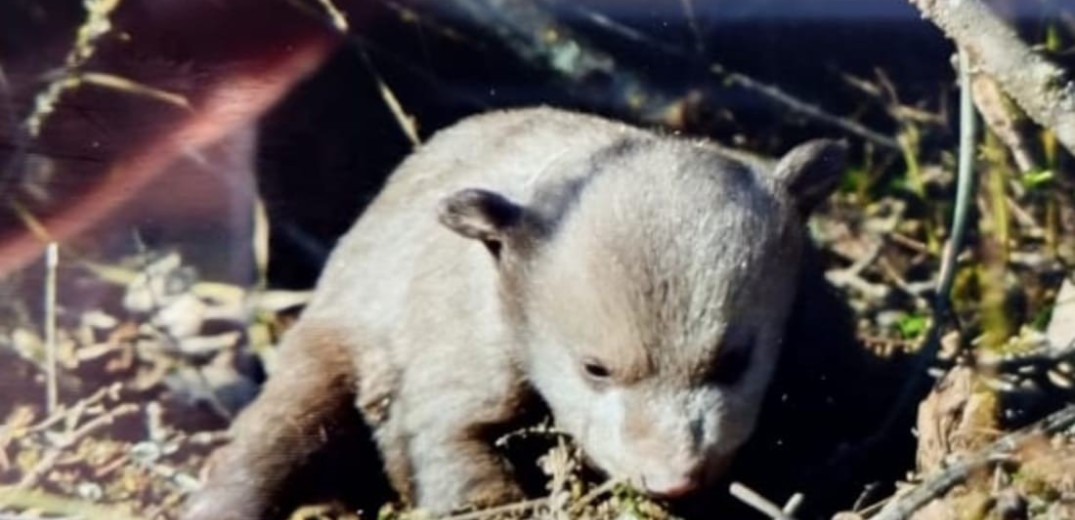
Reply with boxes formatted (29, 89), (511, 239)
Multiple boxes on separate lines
(871, 404), (1075, 520)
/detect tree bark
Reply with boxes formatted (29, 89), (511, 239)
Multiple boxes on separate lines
(908, 0), (1075, 157)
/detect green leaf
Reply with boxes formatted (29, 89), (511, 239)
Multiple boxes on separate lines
(897, 313), (928, 339)
(1021, 169), (1054, 189)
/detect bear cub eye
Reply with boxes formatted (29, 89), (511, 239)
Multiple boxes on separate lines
(582, 357), (612, 382)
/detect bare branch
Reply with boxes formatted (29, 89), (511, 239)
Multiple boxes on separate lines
(16, 403), (139, 490)
(0, 486), (141, 520)
(44, 243), (59, 415)
(730, 482), (798, 520)
(710, 64), (901, 151)
(908, 0), (1075, 157)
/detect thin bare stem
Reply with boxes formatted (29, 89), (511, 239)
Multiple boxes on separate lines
(782, 492), (805, 515)
(43, 243), (58, 415)
(312, 0), (349, 31)
(286, 0), (421, 147)
(678, 0), (707, 57)
(730, 482), (798, 520)
(16, 403), (138, 490)
(24, 0), (124, 137)
(355, 43), (422, 147)
(877, 47), (978, 436)
(710, 64), (901, 151)
(0, 486), (140, 520)
(75, 72), (191, 110)
(938, 48), (979, 317)
(441, 497), (549, 520)
(568, 478), (622, 514)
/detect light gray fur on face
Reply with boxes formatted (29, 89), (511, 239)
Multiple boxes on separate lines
(517, 137), (805, 494)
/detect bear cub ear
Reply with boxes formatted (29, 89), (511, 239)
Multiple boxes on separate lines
(437, 188), (524, 258)
(771, 139), (848, 216)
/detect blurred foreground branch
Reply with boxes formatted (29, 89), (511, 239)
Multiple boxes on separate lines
(908, 0), (1075, 157)
(446, 0), (678, 121)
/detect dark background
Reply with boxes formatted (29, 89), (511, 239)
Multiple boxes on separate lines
(1, 0), (1070, 288)
(252, 0), (1070, 286)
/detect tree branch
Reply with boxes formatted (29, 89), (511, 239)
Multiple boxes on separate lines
(908, 0), (1075, 157)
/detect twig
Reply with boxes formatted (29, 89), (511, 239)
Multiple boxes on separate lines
(353, 43), (422, 147)
(286, 0), (421, 147)
(729, 482), (797, 520)
(526, 0), (898, 147)
(545, 1), (683, 57)
(873, 68), (948, 127)
(970, 74), (1038, 174)
(826, 242), (892, 303)
(782, 492), (805, 516)
(375, 0), (488, 51)
(678, 0), (707, 58)
(1005, 196), (1043, 236)
(976, 341), (1075, 372)
(312, 0), (349, 31)
(24, 384), (118, 435)
(73, 72), (191, 110)
(844, 240), (884, 279)
(887, 232), (931, 256)
(441, 497), (549, 520)
(938, 48), (979, 314)
(710, 63), (901, 151)
(16, 403), (138, 490)
(24, 0), (124, 137)
(253, 198), (270, 290)
(43, 243), (59, 415)
(908, 0), (1075, 157)
(876, 257), (931, 305)
(568, 478), (622, 515)
(551, 0), (898, 149)
(870, 404), (1075, 520)
(329, 24), (490, 112)
(851, 483), (885, 514)
(0, 485), (141, 520)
